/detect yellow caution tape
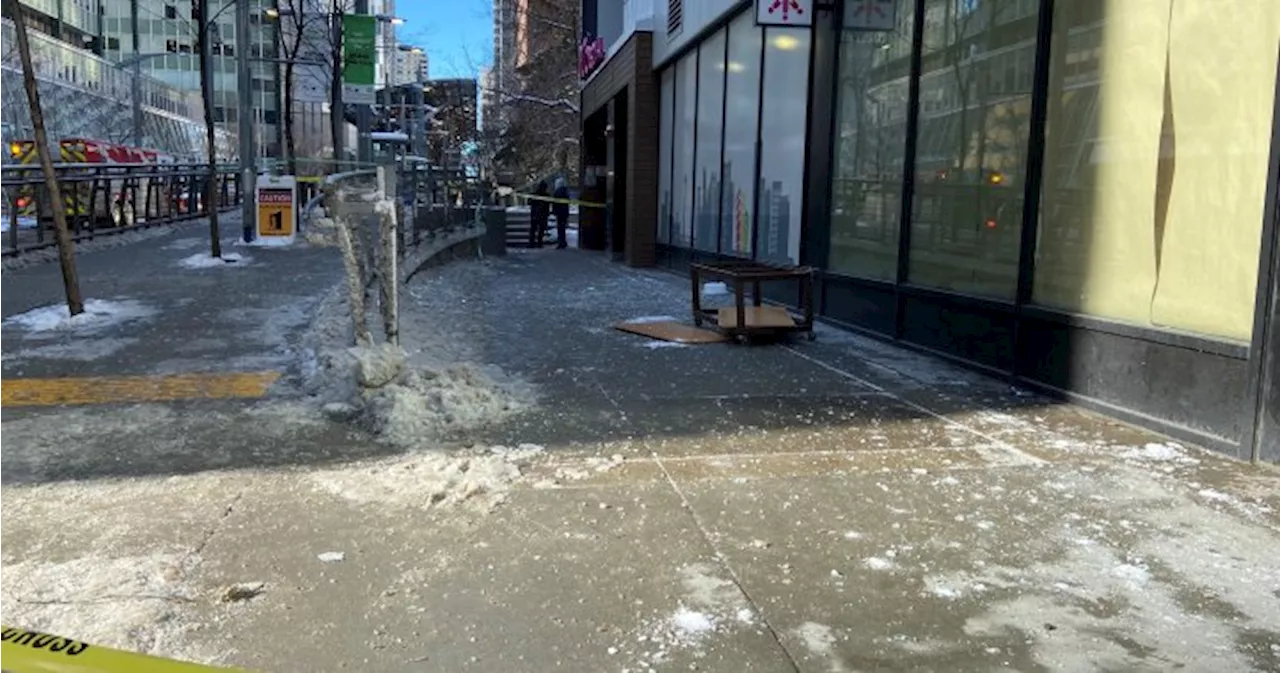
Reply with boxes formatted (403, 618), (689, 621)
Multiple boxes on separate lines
(1, 626), (251, 673)
(513, 193), (607, 208)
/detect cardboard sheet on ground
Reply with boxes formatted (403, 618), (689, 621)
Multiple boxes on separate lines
(615, 320), (728, 344)
(716, 306), (796, 328)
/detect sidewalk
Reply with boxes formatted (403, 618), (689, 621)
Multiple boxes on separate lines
(2, 246), (1278, 672)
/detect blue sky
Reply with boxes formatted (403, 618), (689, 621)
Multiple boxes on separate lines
(396, 1), (493, 79)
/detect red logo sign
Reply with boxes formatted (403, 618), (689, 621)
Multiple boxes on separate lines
(767, 0), (804, 22)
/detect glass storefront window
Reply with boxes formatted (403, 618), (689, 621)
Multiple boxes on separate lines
(1034, 0), (1278, 341)
(757, 27), (811, 264)
(827, 3), (915, 280)
(672, 52), (698, 248)
(720, 11), (763, 257)
(907, 0), (1039, 299)
(658, 68), (674, 245)
(694, 30), (726, 252)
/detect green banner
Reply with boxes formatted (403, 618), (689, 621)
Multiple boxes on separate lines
(342, 14), (376, 103)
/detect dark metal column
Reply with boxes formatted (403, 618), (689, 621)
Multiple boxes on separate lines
(1245, 42), (1280, 463)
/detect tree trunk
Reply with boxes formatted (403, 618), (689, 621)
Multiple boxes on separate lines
(7, 0), (83, 315)
(284, 59), (298, 175)
(329, 7), (345, 169)
(197, 0), (222, 258)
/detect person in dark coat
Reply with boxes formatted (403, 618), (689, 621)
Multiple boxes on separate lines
(529, 180), (550, 248)
(552, 177), (571, 249)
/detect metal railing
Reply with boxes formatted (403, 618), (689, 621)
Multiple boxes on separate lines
(1, 162), (243, 255)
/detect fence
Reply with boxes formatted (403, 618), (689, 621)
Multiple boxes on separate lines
(1, 162), (242, 255)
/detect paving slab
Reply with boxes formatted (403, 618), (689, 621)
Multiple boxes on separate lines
(190, 474), (799, 673)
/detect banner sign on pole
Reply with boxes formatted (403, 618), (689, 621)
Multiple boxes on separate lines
(342, 15), (376, 105)
(756, 0), (813, 27)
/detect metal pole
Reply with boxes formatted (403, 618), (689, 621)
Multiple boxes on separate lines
(130, 0), (141, 147)
(237, 0), (255, 241)
(272, 15), (284, 162)
(355, 0), (371, 165)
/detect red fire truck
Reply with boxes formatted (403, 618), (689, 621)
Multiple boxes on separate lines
(8, 137), (175, 228)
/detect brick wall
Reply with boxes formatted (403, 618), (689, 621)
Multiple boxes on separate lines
(580, 33), (660, 267)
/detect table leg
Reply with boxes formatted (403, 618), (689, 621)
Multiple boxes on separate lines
(691, 267), (703, 326)
(753, 280), (763, 307)
(735, 279), (747, 332)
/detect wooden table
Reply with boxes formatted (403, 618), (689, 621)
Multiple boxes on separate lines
(689, 260), (816, 341)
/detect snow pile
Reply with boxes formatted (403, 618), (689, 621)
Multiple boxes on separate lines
(178, 251), (249, 268)
(533, 454), (627, 487)
(2, 298), (156, 335)
(307, 443), (545, 511)
(349, 345), (529, 448)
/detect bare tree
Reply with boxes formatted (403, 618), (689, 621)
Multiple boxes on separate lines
(197, 0), (222, 258)
(276, 0), (344, 173)
(472, 0), (580, 184)
(5, 0), (84, 315)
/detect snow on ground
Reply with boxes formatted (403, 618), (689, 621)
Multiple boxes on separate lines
(177, 251), (249, 268)
(1, 217), (235, 271)
(308, 443), (546, 512)
(235, 236), (296, 248)
(610, 563), (760, 669)
(0, 551), (224, 666)
(0, 215), (38, 232)
(2, 298), (156, 335)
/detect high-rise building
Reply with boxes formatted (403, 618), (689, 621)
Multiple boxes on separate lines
(489, 0), (517, 133)
(391, 47), (426, 86)
(479, 67), (496, 133)
(94, 0), (281, 156)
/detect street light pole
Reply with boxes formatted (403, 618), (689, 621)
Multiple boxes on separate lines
(237, 0), (255, 241)
(130, 0), (142, 147)
(355, 0), (371, 166)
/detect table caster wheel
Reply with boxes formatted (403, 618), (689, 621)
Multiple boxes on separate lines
(806, 331), (817, 342)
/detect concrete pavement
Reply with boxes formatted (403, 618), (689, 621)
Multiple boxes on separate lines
(2, 243), (1279, 672)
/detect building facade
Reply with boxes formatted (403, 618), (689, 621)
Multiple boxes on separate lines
(490, 0), (518, 134)
(1, 5), (219, 159)
(580, 0), (1280, 463)
(93, 0), (282, 156)
(390, 47), (426, 86)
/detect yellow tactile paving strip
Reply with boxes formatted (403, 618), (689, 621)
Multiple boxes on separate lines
(1, 371), (281, 407)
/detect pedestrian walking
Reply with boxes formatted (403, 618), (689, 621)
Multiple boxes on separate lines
(529, 180), (550, 248)
(552, 177), (571, 249)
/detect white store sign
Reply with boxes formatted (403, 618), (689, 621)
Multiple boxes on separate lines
(846, 0), (897, 31)
(756, 0), (813, 27)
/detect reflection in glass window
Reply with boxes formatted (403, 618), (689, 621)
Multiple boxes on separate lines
(672, 52), (698, 248)
(693, 30), (726, 252)
(658, 68), (674, 245)
(907, 0), (1039, 299)
(827, 5), (914, 280)
(1034, 0), (1278, 340)
(720, 10), (761, 257)
(757, 28), (810, 264)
